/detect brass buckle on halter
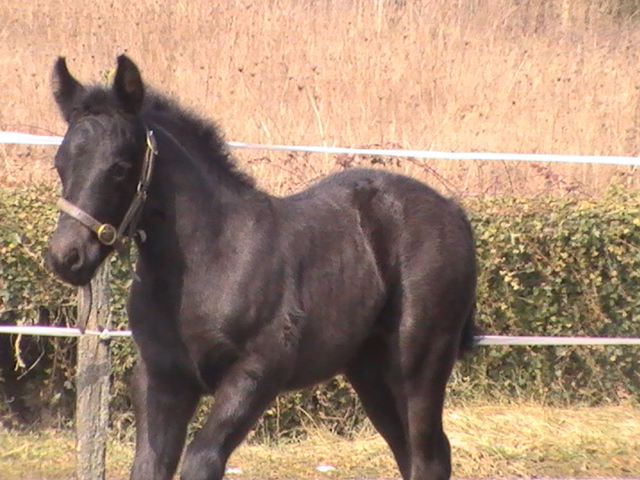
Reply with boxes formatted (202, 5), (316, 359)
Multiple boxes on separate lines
(96, 223), (118, 246)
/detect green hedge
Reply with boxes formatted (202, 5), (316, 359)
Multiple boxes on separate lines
(1, 187), (639, 434)
(461, 188), (640, 404)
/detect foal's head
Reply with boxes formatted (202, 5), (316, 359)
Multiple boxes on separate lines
(48, 55), (150, 286)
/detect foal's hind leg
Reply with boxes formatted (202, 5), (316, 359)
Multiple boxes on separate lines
(402, 335), (457, 480)
(345, 337), (410, 479)
(400, 295), (472, 480)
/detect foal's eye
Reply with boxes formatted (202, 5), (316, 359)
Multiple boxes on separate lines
(111, 162), (131, 179)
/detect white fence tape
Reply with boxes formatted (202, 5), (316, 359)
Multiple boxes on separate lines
(1, 130), (640, 346)
(478, 335), (640, 346)
(0, 326), (131, 340)
(228, 142), (640, 167)
(0, 326), (638, 345)
(1, 131), (63, 146)
(3, 130), (640, 166)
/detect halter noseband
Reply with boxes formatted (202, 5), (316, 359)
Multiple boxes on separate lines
(57, 128), (158, 250)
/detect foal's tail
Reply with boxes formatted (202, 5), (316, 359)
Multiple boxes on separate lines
(458, 303), (479, 358)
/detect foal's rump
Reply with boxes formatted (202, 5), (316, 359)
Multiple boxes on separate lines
(292, 167), (476, 280)
(279, 168), (476, 385)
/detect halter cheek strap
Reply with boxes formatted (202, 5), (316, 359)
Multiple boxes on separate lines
(57, 128), (158, 249)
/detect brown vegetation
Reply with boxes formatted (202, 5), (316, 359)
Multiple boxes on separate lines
(2, 0), (640, 196)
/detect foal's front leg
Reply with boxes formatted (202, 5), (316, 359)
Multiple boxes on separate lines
(129, 361), (200, 480)
(180, 356), (285, 480)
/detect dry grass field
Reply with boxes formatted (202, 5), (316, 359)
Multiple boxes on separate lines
(2, 4), (640, 478)
(1, 403), (639, 479)
(2, 0), (640, 197)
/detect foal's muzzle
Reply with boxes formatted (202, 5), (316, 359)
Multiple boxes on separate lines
(47, 222), (104, 286)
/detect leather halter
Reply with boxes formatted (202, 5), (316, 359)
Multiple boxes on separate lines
(57, 128), (158, 250)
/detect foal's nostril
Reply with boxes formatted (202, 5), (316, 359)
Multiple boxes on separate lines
(66, 247), (84, 272)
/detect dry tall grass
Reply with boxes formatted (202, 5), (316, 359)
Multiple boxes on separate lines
(2, 0), (640, 196)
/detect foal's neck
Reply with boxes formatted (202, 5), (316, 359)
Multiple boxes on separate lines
(139, 124), (273, 248)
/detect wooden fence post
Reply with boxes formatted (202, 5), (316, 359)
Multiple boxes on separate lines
(76, 262), (111, 480)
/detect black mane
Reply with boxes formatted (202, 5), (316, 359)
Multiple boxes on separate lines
(74, 85), (256, 190)
(142, 90), (256, 189)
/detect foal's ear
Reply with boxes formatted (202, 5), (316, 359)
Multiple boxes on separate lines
(51, 57), (84, 123)
(113, 55), (144, 114)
